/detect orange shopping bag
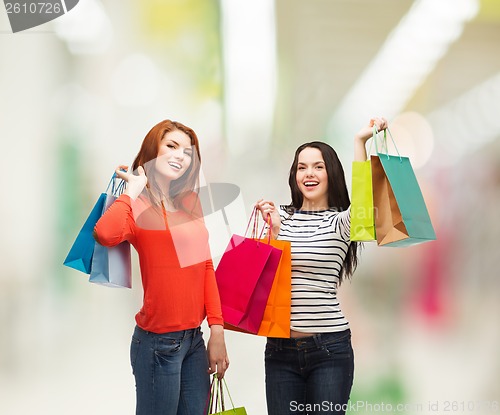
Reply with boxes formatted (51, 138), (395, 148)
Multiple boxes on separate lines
(257, 238), (291, 338)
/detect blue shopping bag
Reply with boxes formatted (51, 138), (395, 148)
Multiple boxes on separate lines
(63, 193), (107, 274)
(64, 173), (126, 274)
(89, 185), (132, 288)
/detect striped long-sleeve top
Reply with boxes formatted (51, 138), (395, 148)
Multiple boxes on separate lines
(276, 206), (351, 333)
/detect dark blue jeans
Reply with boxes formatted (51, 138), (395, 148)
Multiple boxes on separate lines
(130, 325), (210, 415)
(265, 330), (354, 415)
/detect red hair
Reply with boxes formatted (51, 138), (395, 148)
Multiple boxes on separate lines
(131, 120), (201, 212)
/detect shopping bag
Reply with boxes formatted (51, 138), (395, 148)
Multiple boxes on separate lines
(89, 238), (132, 288)
(350, 160), (376, 241)
(372, 129), (436, 247)
(206, 374), (247, 415)
(89, 176), (132, 288)
(215, 208), (282, 333)
(63, 193), (107, 273)
(257, 238), (291, 338)
(224, 237), (292, 338)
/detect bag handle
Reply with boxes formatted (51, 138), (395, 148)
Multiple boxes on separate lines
(243, 207), (273, 245)
(369, 125), (388, 156)
(105, 170), (127, 197)
(254, 211), (273, 245)
(220, 376), (237, 411)
(371, 125), (403, 163)
(206, 374), (238, 414)
(218, 377), (226, 412)
(206, 375), (219, 414)
(243, 206), (258, 238)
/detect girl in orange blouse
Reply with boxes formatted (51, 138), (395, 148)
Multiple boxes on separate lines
(94, 119), (229, 415)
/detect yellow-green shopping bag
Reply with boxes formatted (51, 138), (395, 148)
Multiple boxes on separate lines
(350, 125), (384, 242)
(350, 159), (376, 241)
(206, 374), (247, 415)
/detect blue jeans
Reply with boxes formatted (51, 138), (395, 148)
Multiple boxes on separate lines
(265, 330), (354, 415)
(130, 325), (210, 415)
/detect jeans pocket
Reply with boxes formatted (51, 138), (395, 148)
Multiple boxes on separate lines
(130, 335), (141, 373)
(155, 336), (183, 361)
(323, 335), (353, 359)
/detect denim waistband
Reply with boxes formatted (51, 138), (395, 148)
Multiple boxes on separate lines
(133, 325), (202, 339)
(267, 329), (351, 350)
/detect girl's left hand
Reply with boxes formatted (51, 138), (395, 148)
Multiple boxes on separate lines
(207, 325), (230, 379)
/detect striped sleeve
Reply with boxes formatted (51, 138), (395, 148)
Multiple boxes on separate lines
(329, 207), (351, 241)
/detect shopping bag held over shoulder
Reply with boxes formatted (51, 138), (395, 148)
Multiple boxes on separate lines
(89, 173), (132, 288)
(63, 193), (107, 274)
(63, 173), (123, 274)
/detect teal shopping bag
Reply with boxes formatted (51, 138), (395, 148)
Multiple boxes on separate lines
(372, 129), (436, 247)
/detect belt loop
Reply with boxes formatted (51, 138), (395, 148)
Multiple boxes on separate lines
(277, 338), (283, 351)
(313, 333), (322, 349)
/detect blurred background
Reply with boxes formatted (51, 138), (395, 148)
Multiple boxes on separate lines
(1, 0), (499, 413)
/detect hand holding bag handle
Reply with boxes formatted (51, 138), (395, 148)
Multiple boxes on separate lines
(246, 205), (272, 246)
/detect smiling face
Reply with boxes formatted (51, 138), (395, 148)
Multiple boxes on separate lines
(296, 146), (329, 210)
(155, 130), (193, 182)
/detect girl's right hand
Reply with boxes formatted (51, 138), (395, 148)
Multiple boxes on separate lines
(355, 116), (388, 144)
(255, 199), (281, 238)
(353, 116), (388, 162)
(115, 165), (147, 200)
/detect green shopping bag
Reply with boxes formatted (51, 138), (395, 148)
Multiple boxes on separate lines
(373, 129), (436, 247)
(206, 375), (247, 415)
(350, 160), (376, 241)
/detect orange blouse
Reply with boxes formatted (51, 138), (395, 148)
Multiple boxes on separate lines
(94, 193), (224, 333)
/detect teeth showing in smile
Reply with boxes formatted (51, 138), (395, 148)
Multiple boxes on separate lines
(168, 162), (182, 170)
(304, 181), (319, 187)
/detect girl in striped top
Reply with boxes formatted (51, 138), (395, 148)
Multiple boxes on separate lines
(256, 117), (388, 415)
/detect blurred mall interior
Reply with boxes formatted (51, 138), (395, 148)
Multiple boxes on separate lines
(1, 0), (499, 413)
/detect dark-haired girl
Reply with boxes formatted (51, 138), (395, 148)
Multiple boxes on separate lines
(256, 117), (388, 415)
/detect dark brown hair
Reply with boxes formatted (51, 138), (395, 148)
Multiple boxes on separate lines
(285, 141), (360, 282)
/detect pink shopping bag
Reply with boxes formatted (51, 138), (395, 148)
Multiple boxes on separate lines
(215, 208), (282, 333)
